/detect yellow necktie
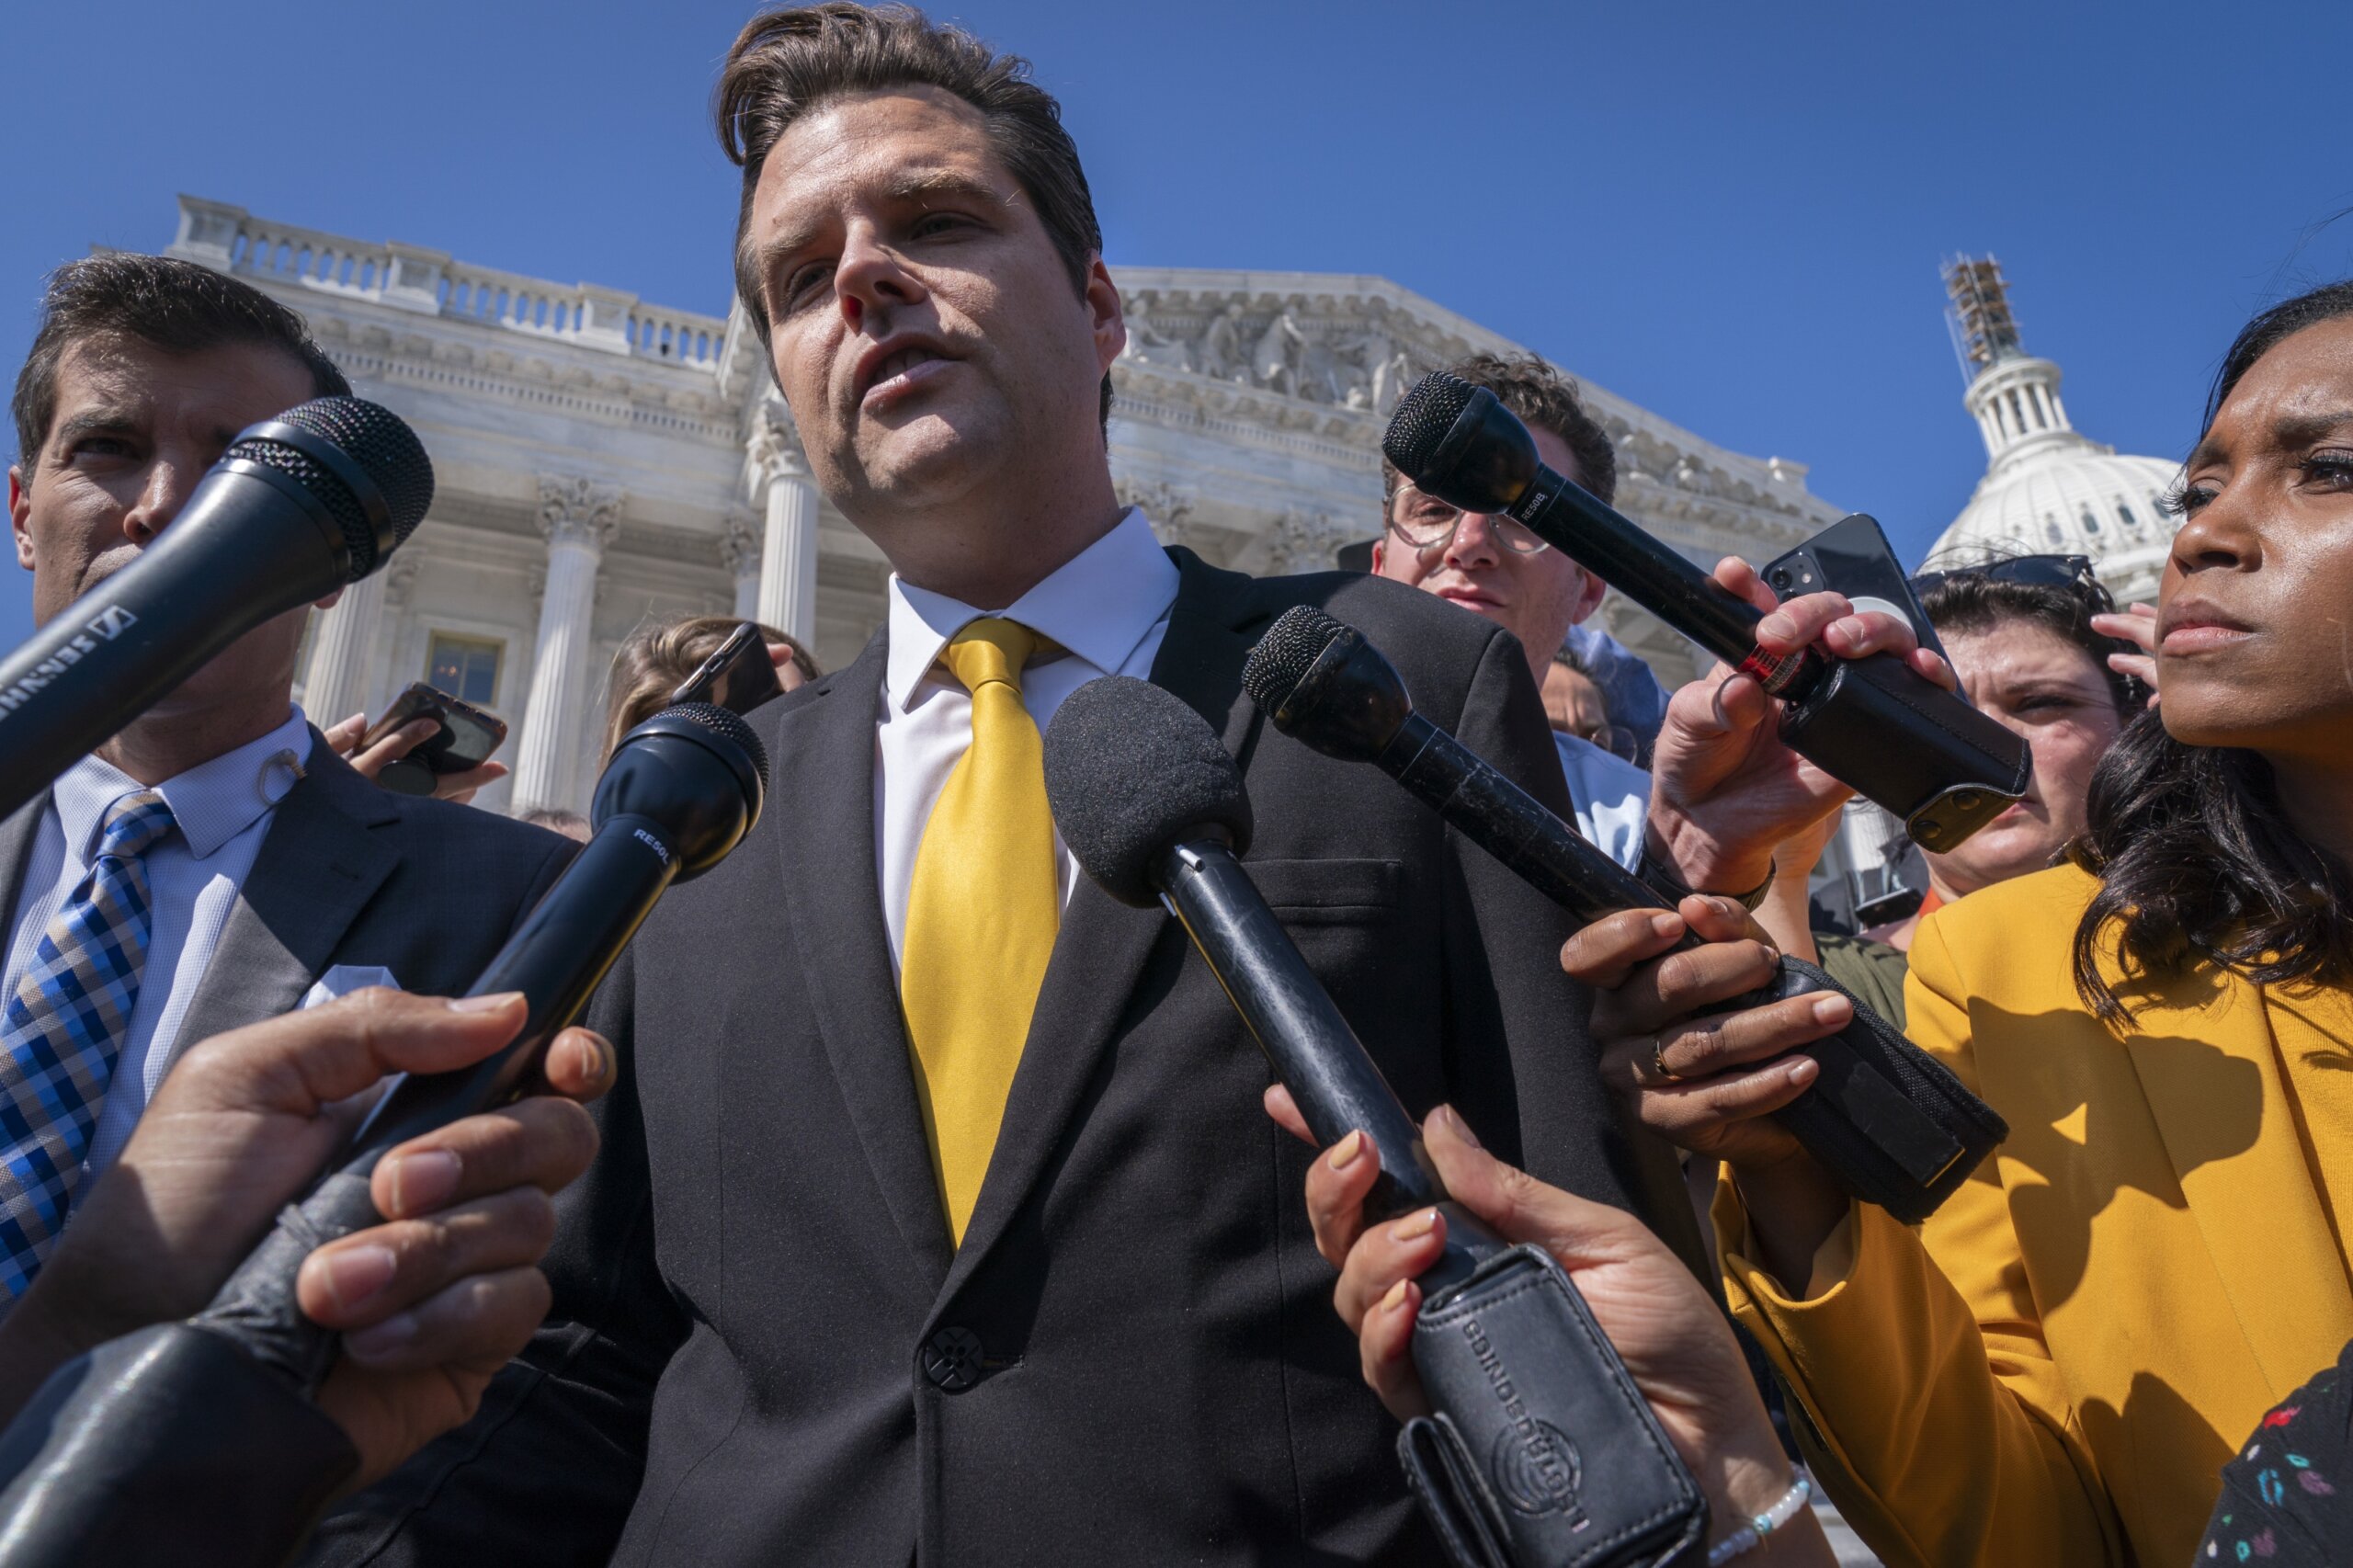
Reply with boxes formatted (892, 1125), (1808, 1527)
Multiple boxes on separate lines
(902, 619), (1062, 1245)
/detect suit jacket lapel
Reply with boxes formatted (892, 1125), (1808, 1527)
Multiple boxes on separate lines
(174, 741), (398, 1059)
(2124, 963), (2353, 1398)
(0, 796), (49, 928)
(776, 634), (958, 1287)
(943, 551), (1267, 1300)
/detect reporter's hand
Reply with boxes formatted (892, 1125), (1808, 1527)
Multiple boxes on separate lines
(2089, 602), (2160, 708)
(1643, 557), (1956, 895)
(1560, 896), (1853, 1288)
(1264, 1098), (1823, 1561)
(323, 710), (509, 804)
(6, 988), (612, 1486)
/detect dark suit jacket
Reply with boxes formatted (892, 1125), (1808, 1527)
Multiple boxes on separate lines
(0, 731), (575, 1074)
(313, 554), (1704, 1567)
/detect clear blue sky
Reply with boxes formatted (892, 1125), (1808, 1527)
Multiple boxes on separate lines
(6, 0), (2350, 653)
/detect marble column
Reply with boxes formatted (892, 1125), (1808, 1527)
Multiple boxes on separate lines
(756, 463), (819, 642)
(512, 475), (622, 812)
(745, 403), (818, 644)
(300, 565), (387, 727)
(722, 513), (762, 622)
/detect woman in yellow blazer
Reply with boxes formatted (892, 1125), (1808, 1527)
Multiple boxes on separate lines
(1541, 278), (2353, 1568)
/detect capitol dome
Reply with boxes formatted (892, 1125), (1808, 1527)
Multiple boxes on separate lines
(1923, 259), (2177, 604)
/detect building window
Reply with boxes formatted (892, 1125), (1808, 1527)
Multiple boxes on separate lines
(426, 633), (504, 707)
(2044, 514), (2064, 544)
(2080, 505), (2101, 534)
(2117, 501), (2139, 533)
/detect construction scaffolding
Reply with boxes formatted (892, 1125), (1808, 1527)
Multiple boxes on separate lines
(1942, 255), (2023, 380)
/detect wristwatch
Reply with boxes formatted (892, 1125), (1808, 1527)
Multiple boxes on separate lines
(1637, 848), (1777, 914)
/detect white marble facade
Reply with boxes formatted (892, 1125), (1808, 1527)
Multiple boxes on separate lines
(162, 196), (1845, 814)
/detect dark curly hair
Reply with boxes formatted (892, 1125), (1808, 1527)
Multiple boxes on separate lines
(2067, 279), (2353, 1025)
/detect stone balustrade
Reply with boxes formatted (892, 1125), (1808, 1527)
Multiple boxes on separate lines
(168, 196), (726, 369)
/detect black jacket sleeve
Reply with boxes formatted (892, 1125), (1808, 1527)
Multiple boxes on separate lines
(302, 951), (686, 1567)
(1432, 622), (1711, 1282)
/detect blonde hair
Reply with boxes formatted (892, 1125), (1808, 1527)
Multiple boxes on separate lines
(602, 614), (817, 762)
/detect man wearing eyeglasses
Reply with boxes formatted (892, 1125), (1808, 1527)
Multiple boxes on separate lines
(1371, 354), (1655, 868)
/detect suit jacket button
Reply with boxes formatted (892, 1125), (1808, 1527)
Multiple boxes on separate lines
(923, 1327), (985, 1392)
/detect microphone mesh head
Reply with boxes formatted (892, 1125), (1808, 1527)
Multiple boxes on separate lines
(1043, 676), (1253, 907)
(660, 699), (771, 790)
(224, 397), (435, 577)
(1381, 371), (1476, 481)
(1242, 605), (1347, 711)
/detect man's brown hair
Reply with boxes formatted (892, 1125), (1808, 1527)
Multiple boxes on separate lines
(714, 3), (1112, 428)
(1382, 352), (1618, 509)
(11, 253), (349, 472)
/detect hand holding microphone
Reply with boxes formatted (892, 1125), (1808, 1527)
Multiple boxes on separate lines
(1244, 608), (2006, 1224)
(1044, 678), (1709, 1568)
(1383, 371), (2029, 852)
(0, 701), (767, 1568)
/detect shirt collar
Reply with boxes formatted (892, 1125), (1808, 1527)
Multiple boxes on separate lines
(883, 507), (1181, 712)
(54, 707), (314, 866)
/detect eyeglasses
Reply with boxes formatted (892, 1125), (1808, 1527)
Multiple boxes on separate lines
(1386, 483), (1552, 556)
(1573, 721), (1643, 765)
(1907, 553), (2112, 612)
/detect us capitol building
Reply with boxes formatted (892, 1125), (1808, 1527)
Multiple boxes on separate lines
(156, 195), (1845, 817)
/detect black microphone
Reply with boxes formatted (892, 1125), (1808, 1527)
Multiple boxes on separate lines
(0, 700), (767, 1568)
(1243, 606), (2006, 1224)
(1042, 676), (1504, 1295)
(1043, 676), (1710, 1565)
(0, 397), (434, 822)
(1383, 371), (2030, 851)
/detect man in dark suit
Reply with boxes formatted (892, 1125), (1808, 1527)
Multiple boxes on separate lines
(1, 252), (578, 1311)
(311, 7), (1911, 1564)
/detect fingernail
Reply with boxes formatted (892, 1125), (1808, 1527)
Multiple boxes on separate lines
(1328, 1131), (1364, 1171)
(387, 1149), (461, 1215)
(571, 1033), (610, 1085)
(1380, 1278), (1414, 1315)
(449, 991), (523, 1013)
(1788, 1056), (1820, 1085)
(1812, 995), (1851, 1025)
(344, 1311), (419, 1363)
(320, 1244), (397, 1312)
(1436, 1104), (1483, 1149)
(1650, 912), (1682, 937)
(1392, 1208), (1439, 1242)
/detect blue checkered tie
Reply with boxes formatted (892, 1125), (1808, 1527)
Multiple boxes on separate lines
(0, 790), (176, 1296)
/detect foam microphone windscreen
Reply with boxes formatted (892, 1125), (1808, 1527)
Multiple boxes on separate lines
(1241, 605), (1348, 713)
(661, 699), (771, 791)
(1042, 676), (1254, 907)
(1381, 370), (1478, 481)
(227, 397), (436, 578)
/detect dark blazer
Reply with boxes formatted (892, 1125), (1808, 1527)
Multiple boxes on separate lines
(0, 731), (575, 1066)
(313, 554), (1704, 1568)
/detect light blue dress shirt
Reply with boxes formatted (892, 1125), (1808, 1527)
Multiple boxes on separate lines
(1553, 728), (1651, 874)
(1, 709), (313, 1188)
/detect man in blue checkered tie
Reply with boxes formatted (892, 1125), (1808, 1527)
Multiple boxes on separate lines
(0, 790), (174, 1293)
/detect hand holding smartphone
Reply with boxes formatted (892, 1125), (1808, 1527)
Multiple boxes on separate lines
(350, 684), (509, 798)
(668, 622), (785, 716)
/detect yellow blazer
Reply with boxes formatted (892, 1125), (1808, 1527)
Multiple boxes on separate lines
(1717, 863), (2353, 1568)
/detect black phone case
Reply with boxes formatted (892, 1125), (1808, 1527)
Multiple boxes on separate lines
(1399, 1244), (1707, 1568)
(1754, 955), (2008, 1223)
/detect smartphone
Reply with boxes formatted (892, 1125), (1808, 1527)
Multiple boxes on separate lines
(668, 621), (784, 716)
(1761, 513), (1948, 664)
(358, 683), (509, 795)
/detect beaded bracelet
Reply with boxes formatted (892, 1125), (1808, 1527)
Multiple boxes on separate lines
(1706, 1473), (1813, 1566)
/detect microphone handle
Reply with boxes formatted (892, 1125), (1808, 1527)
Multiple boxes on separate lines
(0, 461), (349, 821)
(189, 814), (681, 1397)
(1499, 461), (1824, 695)
(1153, 836), (1506, 1298)
(1378, 711), (1662, 926)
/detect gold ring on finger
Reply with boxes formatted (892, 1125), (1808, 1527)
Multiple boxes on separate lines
(1653, 1035), (1684, 1084)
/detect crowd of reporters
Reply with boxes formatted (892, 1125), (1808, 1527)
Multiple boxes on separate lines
(1, 6), (2349, 1565)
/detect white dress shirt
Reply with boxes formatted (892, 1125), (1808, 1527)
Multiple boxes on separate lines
(2, 709), (313, 1186)
(876, 508), (1179, 967)
(1552, 728), (1650, 873)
